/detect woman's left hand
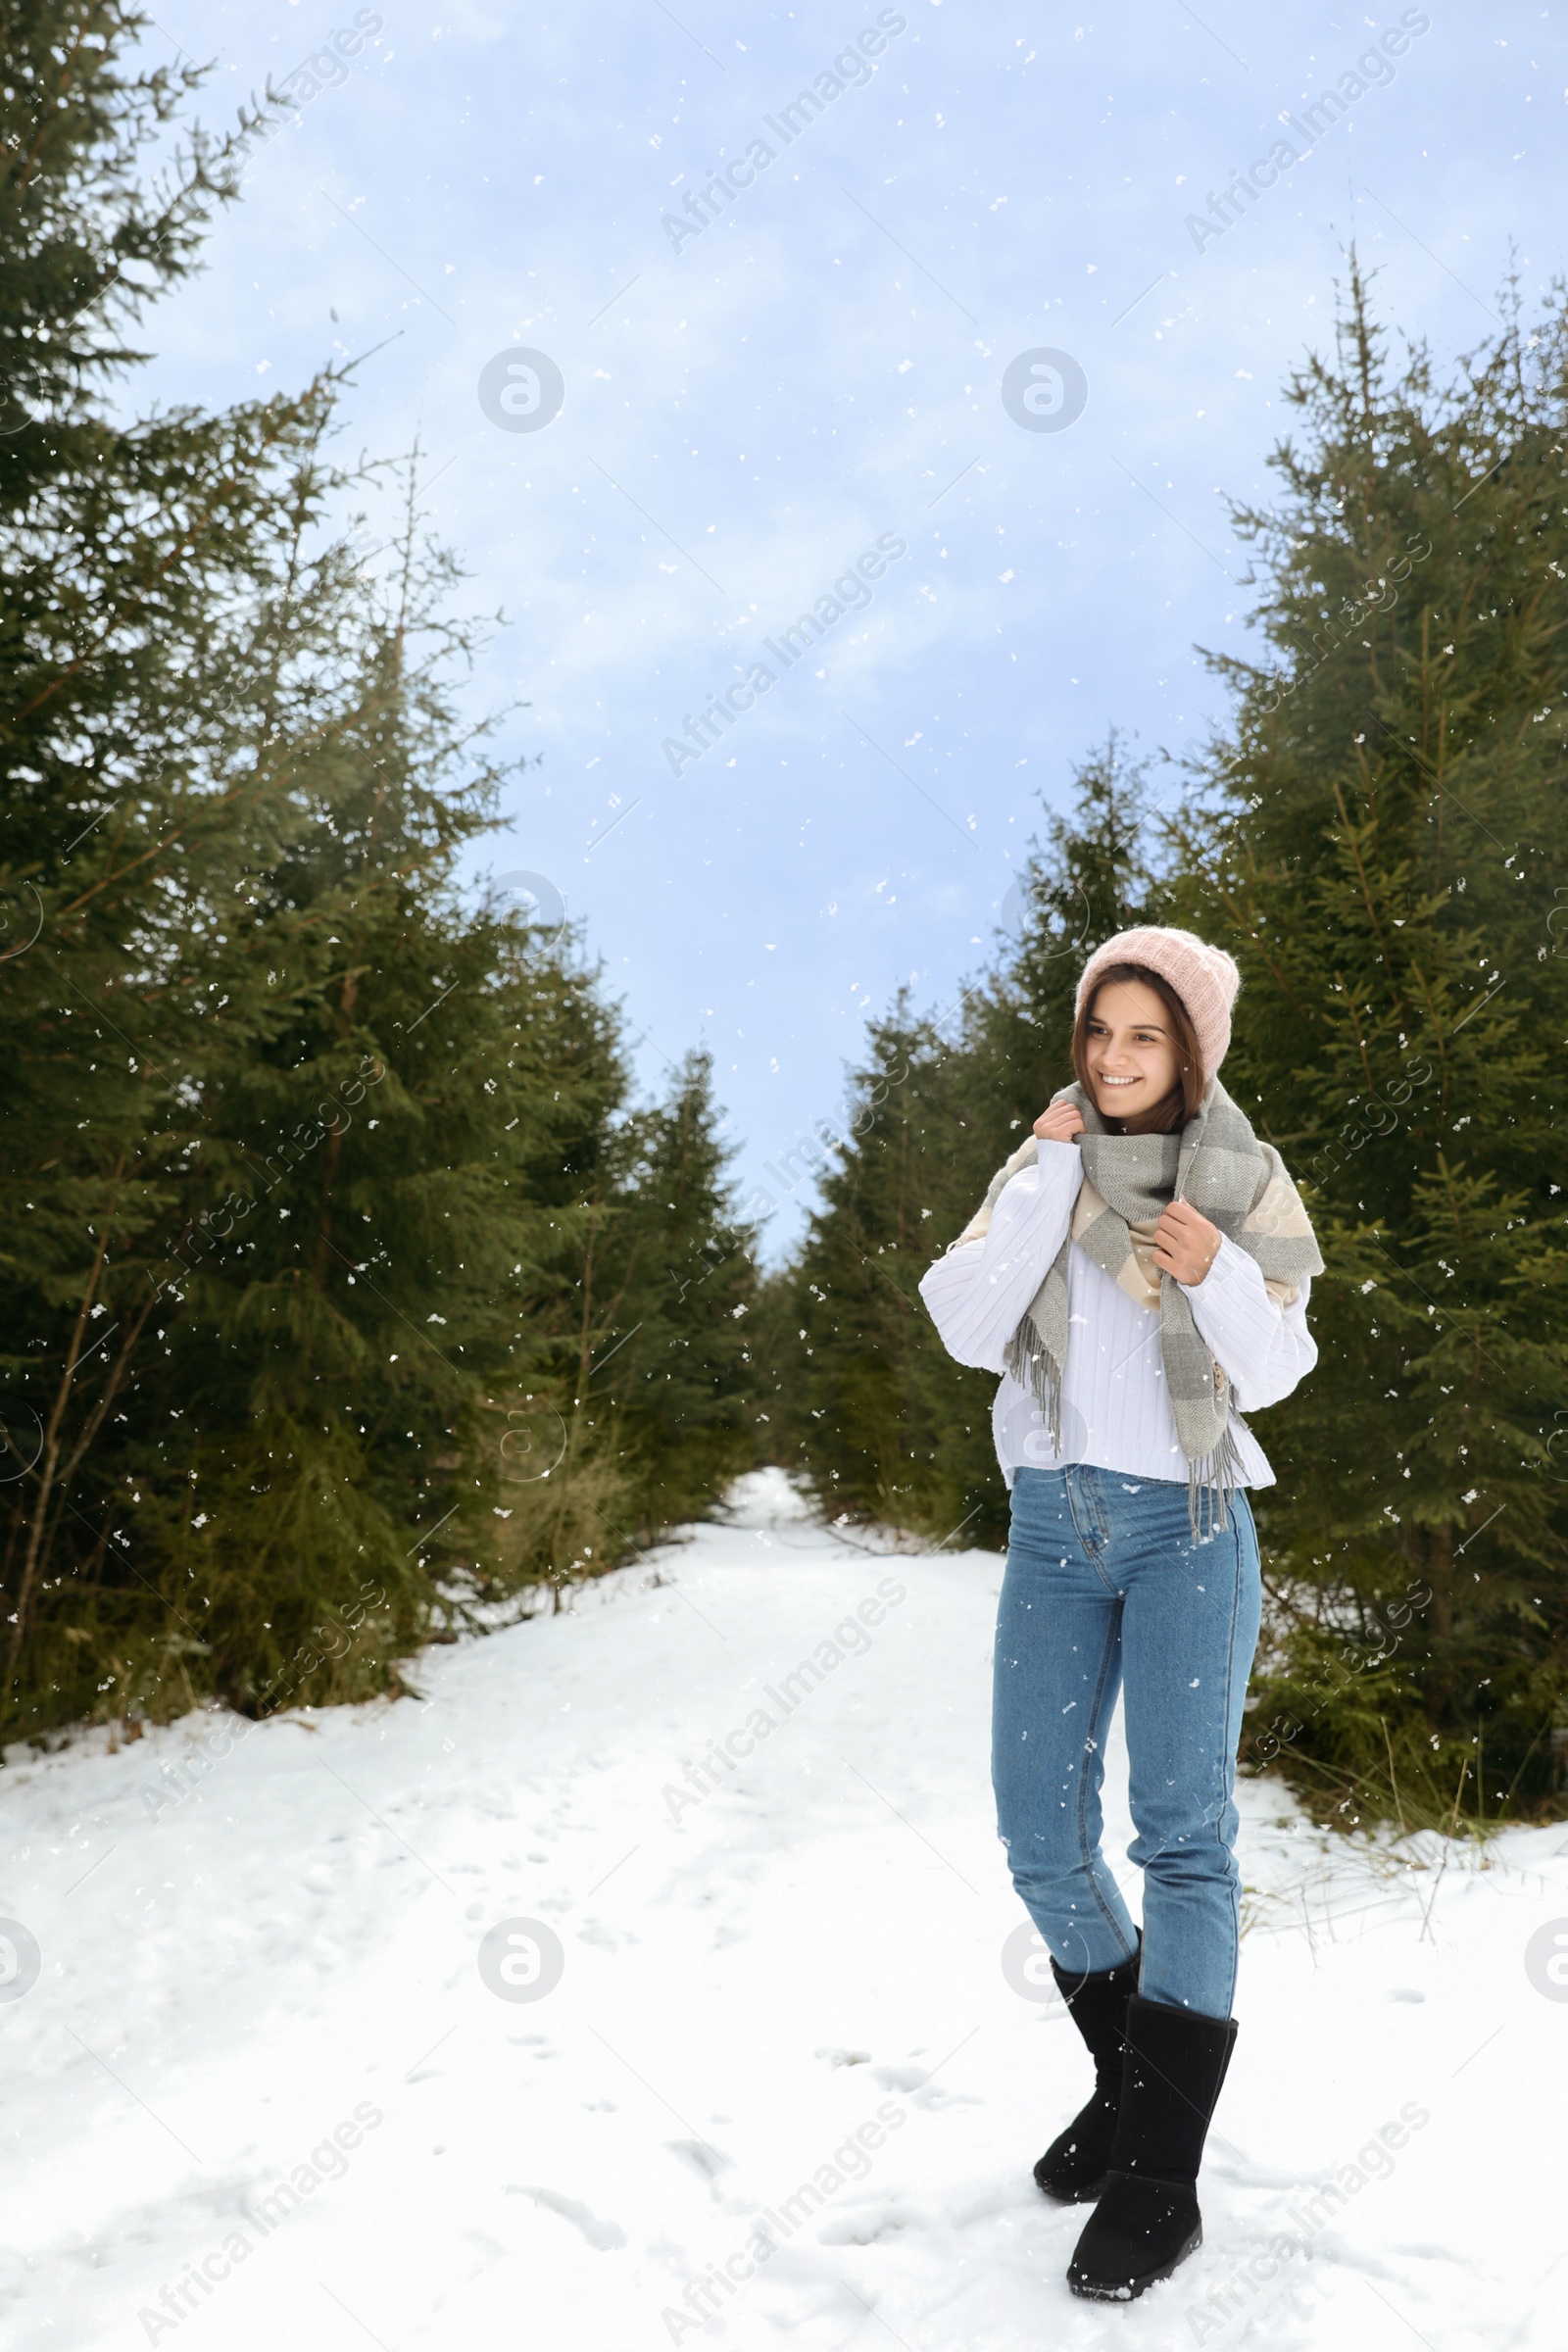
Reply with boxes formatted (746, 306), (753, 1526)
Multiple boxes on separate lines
(1152, 1200), (1223, 1286)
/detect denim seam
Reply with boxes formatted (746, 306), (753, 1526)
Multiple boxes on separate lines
(1212, 1515), (1246, 2016)
(1077, 1594), (1136, 1962)
(1065, 1470), (1117, 1592)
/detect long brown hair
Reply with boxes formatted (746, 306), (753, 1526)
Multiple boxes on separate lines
(1070, 961), (1205, 1132)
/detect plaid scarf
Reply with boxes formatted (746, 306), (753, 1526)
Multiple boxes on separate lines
(956, 1077), (1323, 1539)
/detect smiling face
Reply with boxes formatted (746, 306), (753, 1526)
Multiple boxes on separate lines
(1083, 977), (1183, 1125)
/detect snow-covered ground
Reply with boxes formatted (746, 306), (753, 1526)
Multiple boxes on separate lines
(3, 1468), (1564, 2351)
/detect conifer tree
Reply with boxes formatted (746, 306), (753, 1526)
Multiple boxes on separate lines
(603, 1051), (760, 1525)
(476, 1046), (760, 1599)
(766, 269), (1568, 1823)
(0, 9), (762, 1736)
(1164, 266), (1568, 1817)
(773, 741), (1154, 1541)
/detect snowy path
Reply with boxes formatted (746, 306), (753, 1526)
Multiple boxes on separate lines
(2, 1468), (1564, 2351)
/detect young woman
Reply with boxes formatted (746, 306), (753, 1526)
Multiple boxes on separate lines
(918, 926), (1322, 2304)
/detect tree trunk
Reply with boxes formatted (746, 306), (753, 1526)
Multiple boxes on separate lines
(1426, 1520), (1454, 1642)
(7, 1197), (119, 1681)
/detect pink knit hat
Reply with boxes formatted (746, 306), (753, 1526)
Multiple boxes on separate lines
(1074, 926), (1241, 1081)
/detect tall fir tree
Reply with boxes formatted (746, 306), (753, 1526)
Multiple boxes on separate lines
(767, 265), (1568, 1824)
(1162, 264), (1568, 1819)
(0, 8), (763, 1737)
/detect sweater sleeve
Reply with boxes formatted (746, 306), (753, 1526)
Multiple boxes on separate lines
(917, 1143), (1082, 1374)
(1187, 1234), (1318, 1412)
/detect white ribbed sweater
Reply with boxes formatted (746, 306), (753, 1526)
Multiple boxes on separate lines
(916, 1138), (1317, 1491)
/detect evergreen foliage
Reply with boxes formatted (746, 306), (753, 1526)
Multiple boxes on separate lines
(0, 7), (757, 1743)
(1165, 267), (1568, 1820)
(771, 272), (1568, 1822)
(761, 738), (1155, 1546)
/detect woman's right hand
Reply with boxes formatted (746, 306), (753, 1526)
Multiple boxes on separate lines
(1033, 1101), (1086, 1146)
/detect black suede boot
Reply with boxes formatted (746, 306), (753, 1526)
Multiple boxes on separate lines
(1066, 1993), (1237, 2302)
(1033, 1936), (1142, 2203)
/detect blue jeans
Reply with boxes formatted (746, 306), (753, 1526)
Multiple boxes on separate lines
(992, 1464), (1262, 2019)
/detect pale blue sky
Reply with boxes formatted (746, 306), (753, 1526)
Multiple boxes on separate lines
(139, 0), (1564, 1255)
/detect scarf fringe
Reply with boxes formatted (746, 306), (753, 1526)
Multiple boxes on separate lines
(1005, 1311), (1062, 1454)
(1186, 1420), (1246, 1544)
(1010, 1311), (1247, 1546)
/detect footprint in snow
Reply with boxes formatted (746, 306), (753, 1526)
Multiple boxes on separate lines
(869, 2064), (928, 2093)
(950, 2183), (1042, 2229)
(512, 2186), (626, 2251)
(666, 2137), (732, 2184)
(869, 2063), (977, 2110)
(817, 2200), (924, 2245)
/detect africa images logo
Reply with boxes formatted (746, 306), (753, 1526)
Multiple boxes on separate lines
(1001, 349), (1089, 434)
(477, 349), (566, 433)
